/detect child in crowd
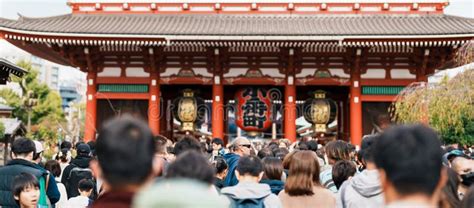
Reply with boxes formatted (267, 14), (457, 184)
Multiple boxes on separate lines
(65, 179), (94, 208)
(12, 172), (40, 208)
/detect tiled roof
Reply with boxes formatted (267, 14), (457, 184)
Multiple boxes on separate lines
(0, 58), (27, 78)
(0, 14), (472, 37)
(0, 118), (24, 135)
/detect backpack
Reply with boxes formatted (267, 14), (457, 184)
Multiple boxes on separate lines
(229, 197), (266, 208)
(37, 173), (50, 208)
(65, 164), (94, 199)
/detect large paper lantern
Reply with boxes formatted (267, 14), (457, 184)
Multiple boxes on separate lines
(303, 90), (337, 133)
(173, 89), (204, 131)
(235, 87), (272, 135)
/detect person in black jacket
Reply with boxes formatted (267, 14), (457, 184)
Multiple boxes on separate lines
(61, 143), (93, 199)
(0, 138), (60, 207)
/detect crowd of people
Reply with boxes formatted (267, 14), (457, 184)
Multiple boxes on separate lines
(0, 116), (473, 208)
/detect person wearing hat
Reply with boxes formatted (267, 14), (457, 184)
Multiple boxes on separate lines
(223, 137), (252, 187)
(32, 140), (44, 165)
(61, 143), (94, 199)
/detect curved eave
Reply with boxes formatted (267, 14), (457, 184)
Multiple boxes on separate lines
(1, 26), (474, 41)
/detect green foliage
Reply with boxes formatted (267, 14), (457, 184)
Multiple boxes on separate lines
(391, 68), (474, 145)
(0, 122), (5, 140)
(0, 60), (65, 145)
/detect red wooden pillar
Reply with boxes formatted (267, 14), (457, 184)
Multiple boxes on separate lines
(284, 49), (297, 143)
(148, 49), (161, 136)
(148, 70), (161, 136)
(350, 49), (363, 147)
(84, 70), (97, 142)
(212, 49), (224, 140)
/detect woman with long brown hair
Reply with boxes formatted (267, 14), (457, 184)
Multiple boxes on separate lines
(278, 150), (335, 208)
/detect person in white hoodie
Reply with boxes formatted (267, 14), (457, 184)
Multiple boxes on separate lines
(337, 135), (383, 208)
(65, 179), (93, 208)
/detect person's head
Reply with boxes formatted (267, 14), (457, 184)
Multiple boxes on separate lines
(94, 116), (155, 190)
(55, 148), (71, 163)
(211, 138), (224, 151)
(439, 168), (461, 208)
(213, 157), (228, 178)
(60, 141), (72, 151)
(262, 157), (283, 181)
(173, 135), (202, 156)
(230, 137), (252, 157)
(236, 155), (263, 182)
(257, 148), (274, 159)
(452, 157), (474, 187)
(154, 135), (169, 155)
(87, 141), (96, 156)
(12, 172), (40, 208)
(359, 134), (378, 169)
(373, 125), (445, 204)
(11, 138), (36, 161)
(76, 143), (91, 157)
(166, 150), (215, 185)
(325, 140), (351, 165)
(44, 160), (61, 178)
(78, 179), (94, 197)
(285, 151), (320, 196)
(332, 160), (357, 189)
(32, 141), (43, 163)
(306, 140), (318, 152)
(273, 147), (289, 161)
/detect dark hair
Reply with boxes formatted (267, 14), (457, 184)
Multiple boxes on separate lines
(11, 138), (35, 156)
(166, 150), (215, 184)
(360, 135), (378, 164)
(96, 116), (155, 188)
(373, 124), (443, 196)
(214, 157), (228, 174)
(173, 135), (202, 156)
(45, 160), (61, 178)
(332, 160), (357, 189)
(462, 185), (474, 208)
(211, 138), (224, 146)
(257, 148), (274, 159)
(12, 172), (39, 203)
(268, 142), (279, 151)
(78, 179), (94, 192)
(87, 141), (96, 156)
(262, 157), (283, 180)
(154, 135), (169, 154)
(75, 141), (85, 150)
(440, 168), (461, 208)
(306, 140), (319, 152)
(56, 148), (69, 163)
(60, 141), (72, 150)
(325, 140), (351, 163)
(274, 147), (290, 161)
(236, 155), (263, 177)
(285, 151), (320, 196)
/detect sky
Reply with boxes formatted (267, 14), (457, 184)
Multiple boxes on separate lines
(0, 0), (472, 82)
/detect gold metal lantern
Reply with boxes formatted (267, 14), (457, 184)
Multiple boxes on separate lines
(303, 90), (337, 133)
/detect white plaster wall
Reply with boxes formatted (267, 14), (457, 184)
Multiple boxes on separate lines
(361, 69), (386, 79)
(126, 67), (149, 77)
(98, 67), (121, 77)
(391, 69), (416, 79)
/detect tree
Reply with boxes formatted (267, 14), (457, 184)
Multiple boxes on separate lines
(0, 60), (65, 147)
(391, 42), (474, 145)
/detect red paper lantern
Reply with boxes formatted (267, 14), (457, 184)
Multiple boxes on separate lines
(235, 87), (272, 133)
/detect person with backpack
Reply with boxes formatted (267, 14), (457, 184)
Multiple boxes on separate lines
(221, 155), (282, 208)
(61, 143), (95, 199)
(0, 138), (60, 207)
